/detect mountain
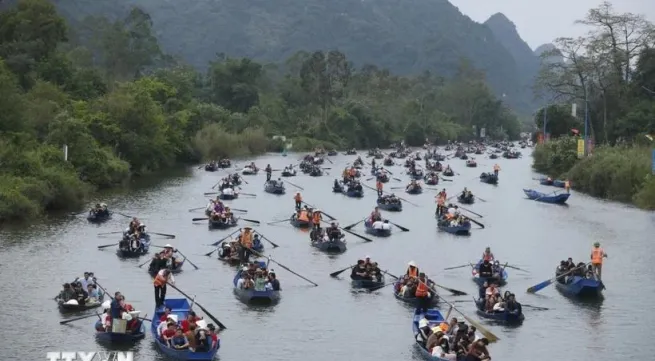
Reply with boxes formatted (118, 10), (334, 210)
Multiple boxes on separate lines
(6, 0), (540, 114)
(534, 43), (564, 64)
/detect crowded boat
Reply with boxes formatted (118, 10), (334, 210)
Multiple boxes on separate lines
(56, 272), (104, 310)
(406, 179), (423, 194)
(96, 292), (145, 336)
(154, 302), (219, 353)
(148, 244), (185, 276)
(234, 261), (281, 292)
(350, 256), (384, 287)
(394, 261), (437, 305)
(87, 203), (110, 222)
(118, 218), (150, 255)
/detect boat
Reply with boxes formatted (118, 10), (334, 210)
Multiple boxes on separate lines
(58, 294), (105, 313)
(539, 178), (566, 188)
(264, 181), (285, 195)
(556, 276), (604, 298)
(233, 262), (281, 304)
(457, 194), (474, 204)
(459, 154), (469, 160)
(436, 216), (471, 236)
(151, 298), (220, 360)
(523, 189), (570, 204)
(281, 169), (296, 177)
(148, 258), (187, 277)
(333, 182), (344, 193)
(345, 187), (364, 198)
(474, 298), (524, 324)
(327, 150), (338, 156)
(376, 173), (390, 183)
(346, 150), (357, 155)
(351, 274), (385, 289)
(442, 169), (454, 177)
(311, 237), (347, 253)
(309, 168), (323, 177)
(489, 153), (498, 159)
(466, 160), (477, 167)
(479, 172), (498, 185)
(205, 163), (218, 172)
(95, 308), (146, 343)
(393, 280), (438, 306)
(407, 169), (424, 180)
(241, 166), (259, 175)
(405, 185), (423, 195)
(471, 260), (508, 287)
(218, 159), (231, 168)
(424, 175), (439, 185)
(208, 216), (238, 230)
(218, 187), (238, 200)
(376, 197), (402, 212)
(87, 210), (112, 223)
(289, 213), (311, 228)
(116, 234), (151, 258)
(383, 158), (394, 166)
(364, 219), (392, 237)
(411, 309), (452, 360)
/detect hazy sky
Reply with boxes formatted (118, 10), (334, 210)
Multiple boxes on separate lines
(448, 0), (655, 50)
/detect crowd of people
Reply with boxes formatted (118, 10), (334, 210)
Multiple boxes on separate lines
(415, 313), (491, 361)
(235, 261), (281, 292)
(350, 256), (383, 283)
(118, 218), (149, 253)
(96, 291), (143, 334)
(206, 198), (236, 225)
(310, 221), (345, 244)
(477, 283), (522, 317)
(156, 308), (219, 352)
(556, 242), (607, 281)
(57, 272), (102, 306)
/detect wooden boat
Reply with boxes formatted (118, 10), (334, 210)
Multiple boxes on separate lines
(459, 154), (469, 160)
(442, 169), (454, 177)
(376, 173), (390, 183)
(309, 168), (323, 177)
(406, 186), (423, 195)
(346, 150), (357, 155)
(424, 175), (439, 185)
(471, 260), (508, 287)
(376, 197), (402, 212)
(474, 298), (524, 324)
(523, 189), (570, 204)
(95, 316), (146, 343)
(233, 265), (281, 304)
(281, 169), (296, 177)
(264, 181), (285, 194)
(116, 234), (151, 258)
(327, 150), (338, 156)
(457, 194), (474, 204)
(466, 160), (477, 167)
(311, 237), (347, 253)
(436, 216), (471, 236)
(204, 163), (218, 172)
(87, 210), (112, 223)
(364, 219), (392, 237)
(407, 169), (424, 180)
(241, 166), (259, 175)
(151, 298), (220, 360)
(479, 172), (498, 185)
(218, 159), (231, 168)
(345, 187), (364, 198)
(218, 188), (238, 200)
(217, 241), (263, 264)
(538, 178), (566, 188)
(289, 213), (311, 228)
(333, 183), (344, 193)
(148, 258), (186, 278)
(503, 151), (520, 159)
(208, 216), (238, 230)
(58, 294), (105, 312)
(351, 274), (385, 289)
(393, 280), (438, 306)
(383, 158), (394, 166)
(556, 276), (604, 298)
(489, 153), (498, 159)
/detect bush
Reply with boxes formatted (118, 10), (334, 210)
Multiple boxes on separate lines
(532, 136), (578, 176)
(192, 124), (270, 159)
(290, 136), (339, 152)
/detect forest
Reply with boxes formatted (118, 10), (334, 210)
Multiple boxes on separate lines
(0, 0), (519, 222)
(531, 2), (655, 209)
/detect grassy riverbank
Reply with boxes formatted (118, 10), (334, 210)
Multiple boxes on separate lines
(532, 137), (655, 209)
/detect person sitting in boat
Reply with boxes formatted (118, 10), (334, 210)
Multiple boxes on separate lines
(505, 292), (522, 316)
(460, 187), (469, 198)
(406, 180), (421, 192)
(399, 276), (417, 297)
(311, 209), (322, 230)
(481, 247), (494, 262)
(415, 317), (434, 346)
(79, 272), (96, 290)
(478, 259), (493, 279)
(265, 270), (281, 291)
(333, 179), (342, 190)
(213, 199), (225, 214)
(58, 283), (75, 302)
(236, 267), (255, 289)
(252, 234), (262, 250)
(484, 283), (500, 311)
(406, 261), (420, 278)
(366, 262), (383, 282)
(370, 207), (382, 222)
(354, 156), (363, 166)
(253, 269), (268, 291)
(327, 222), (343, 241)
(432, 337), (456, 361)
(351, 181), (363, 192)
(350, 260), (371, 281)
(161, 322), (179, 346)
(72, 281), (89, 306)
(171, 328), (190, 350)
(86, 284), (102, 302)
(491, 260), (503, 279)
(148, 253), (167, 275)
(248, 162), (258, 171)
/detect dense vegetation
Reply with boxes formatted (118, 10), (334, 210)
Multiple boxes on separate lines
(0, 0), (519, 222)
(7, 0), (543, 115)
(531, 2), (655, 209)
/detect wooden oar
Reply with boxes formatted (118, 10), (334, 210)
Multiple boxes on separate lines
(527, 263), (589, 293)
(343, 228), (374, 242)
(387, 220), (409, 232)
(231, 208), (248, 213)
(150, 247), (199, 270)
(523, 304), (549, 311)
(390, 187), (405, 190)
(467, 217), (485, 229)
(97, 243), (118, 249)
(204, 192), (218, 195)
(250, 248), (318, 286)
(166, 283), (226, 330)
(205, 230), (242, 256)
(393, 177), (403, 182)
(330, 264), (356, 277)
(459, 206), (483, 218)
(368, 281), (395, 292)
(98, 231), (123, 236)
(267, 218), (291, 225)
(60, 313), (98, 325)
(138, 257), (152, 268)
(241, 218), (260, 224)
(505, 265), (530, 272)
(475, 196), (487, 202)
(192, 217), (209, 222)
(284, 180), (304, 190)
(150, 232), (176, 239)
(115, 212), (132, 218)
(256, 232), (279, 248)
(239, 193), (257, 197)
(188, 207), (205, 212)
(344, 219), (365, 230)
(443, 264), (471, 271)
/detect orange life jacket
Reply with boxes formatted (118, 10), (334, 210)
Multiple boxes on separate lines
(153, 273), (167, 287)
(349, 168), (356, 177)
(312, 212), (321, 224)
(591, 248), (604, 264)
(415, 281), (429, 297)
(294, 194), (302, 202)
(241, 232), (253, 248)
(407, 267), (418, 278)
(437, 197), (445, 206)
(299, 211), (309, 222)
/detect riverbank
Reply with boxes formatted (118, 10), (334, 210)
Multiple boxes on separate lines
(532, 137), (655, 209)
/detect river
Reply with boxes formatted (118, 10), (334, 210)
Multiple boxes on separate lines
(1, 150), (652, 361)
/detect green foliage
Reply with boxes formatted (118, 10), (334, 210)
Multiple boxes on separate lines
(531, 137), (579, 177)
(535, 105), (581, 139)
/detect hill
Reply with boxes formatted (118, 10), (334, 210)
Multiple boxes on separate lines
(26, 0), (541, 115)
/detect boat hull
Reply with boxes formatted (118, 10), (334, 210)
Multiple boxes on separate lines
(442, 171), (454, 177)
(523, 189), (570, 204)
(457, 195), (474, 204)
(471, 260), (508, 287)
(208, 218), (238, 230)
(364, 220), (391, 237)
(311, 239), (347, 253)
(116, 236), (151, 258)
(95, 320), (146, 343)
(393, 281), (437, 306)
(233, 270), (281, 304)
(376, 198), (402, 212)
(539, 178), (566, 188)
(480, 173), (499, 184)
(436, 216), (471, 235)
(556, 276), (604, 298)
(345, 189), (364, 198)
(58, 296), (105, 313)
(412, 309), (451, 361)
(474, 299), (524, 324)
(264, 183), (286, 194)
(281, 171), (296, 177)
(87, 211), (111, 223)
(351, 275), (385, 289)
(406, 187), (423, 195)
(290, 214), (311, 228)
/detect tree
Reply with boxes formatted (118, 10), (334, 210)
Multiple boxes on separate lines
(535, 104), (581, 138)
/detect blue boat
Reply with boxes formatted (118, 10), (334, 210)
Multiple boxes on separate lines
(264, 181), (285, 194)
(474, 298), (524, 324)
(480, 172), (498, 185)
(208, 217), (238, 230)
(556, 275), (604, 298)
(95, 318), (146, 343)
(116, 234), (151, 258)
(539, 178), (566, 188)
(436, 215), (471, 235)
(87, 210), (111, 223)
(364, 219), (392, 237)
(289, 213), (312, 228)
(393, 280), (438, 306)
(232, 262), (281, 304)
(151, 298), (220, 360)
(376, 198), (402, 212)
(471, 260), (508, 287)
(345, 187), (364, 198)
(523, 189), (570, 204)
(411, 308), (450, 361)
(351, 274), (385, 289)
(311, 238), (347, 253)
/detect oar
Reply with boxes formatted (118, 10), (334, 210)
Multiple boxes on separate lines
(97, 243), (118, 249)
(343, 228), (374, 243)
(192, 217), (209, 222)
(344, 219), (364, 230)
(393, 177), (403, 182)
(241, 218), (260, 224)
(467, 217), (485, 229)
(505, 265), (530, 272)
(204, 192), (218, 195)
(188, 207), (205, 212)
(284, 180), (304, 190)
(390, 187), (404, 190)
(434, 292), (499, 343)
(166, 283), (226, 330)
(395, 195), (419, 207)
(138, 257), (152, 268)
(443, 264), (471, 271)
(230, 208), (248, 213)
(250, 248), (318, 286)
(239, 193), (257, 197)
(459, 206), (483, 218)
(256, 232), (279, 248)
(387, 220), (409, 232)
(60, 313), (98, 325)
(115, 212), (132, 218)
(330, 264), (356, 277)
(523, 304), (549, 311)
(205, 230), (242, 256)
(267, 218), (291, 225)
(98, 231), (124, 236)
(150, 232), (176, 239)
(166, 249), (199, 270)
(368, 281), (395, 292)
(527, 263), (589, 293)
(475, 196), (487, 202)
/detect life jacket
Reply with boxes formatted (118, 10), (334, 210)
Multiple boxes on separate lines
(376, 181), (383, 190)
(294, 194), (302, 202)
(407, 267), (418, 278)
(437, 197), (445, 206)
(591, 248), (604, 264)
(312, 212), (321, 224)
(415, 281), (429, 297)
(241, 232), (253, 248)
(153, 272), (167, 287)
(299, 211), (309, 222)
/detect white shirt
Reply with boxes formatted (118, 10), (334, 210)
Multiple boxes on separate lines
(157, 269), (175, 285)
(372, 221), (384, 229)
(80, 277), (93, 290)
(223, 188), (234, 195)
(157, 321), (168, 336)
(447, 207), (456, 215)
(236, 278), (245, 289)
(493, 302), (504, 311)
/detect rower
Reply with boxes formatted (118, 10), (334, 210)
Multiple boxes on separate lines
(478, 259), (493, 279)
(565, 179), (571, 193)
(153, 269), (174, 309)
(239, 227), (254, 262)
(376, 179), (383, 197)
(460, 187), (468, 198)
(406, 261), (419, 278)
(294, 192), (302, 210)
(312, 209), (322, 230)
(252, 234), (262, 249)
(415, 273), (430, 313)
(327, 222), (342, 240)
(482, 247), (494, 262)
(370, 207), (382, 222)
(438, 189), (447, 200)
(590, 242), (607, 280)
(371, 158), (376, 168)
(265, 164), (272, 181)
(493, 163), (501, 176)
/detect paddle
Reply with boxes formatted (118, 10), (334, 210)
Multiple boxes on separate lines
(467, 217), (485, 229)
(204, 192), (218, 196)
(390, 187), (405, 190)
(434, 292), (499, 343)
(301, 202), (336, 220)
(150, 232), (176, 239)
(330, 264), (356, 278)
(475, 196), (487, 202)
(443, 264), (470, 271)
(368, 281), (395, 292)
(459, 206), (483, 218)
(98, 231), (124, 236)
(231, 208), (248, 213)
(267, 218), (291, 226)
(439, 177), (453, 182)
(505, 265), (530, 272)
(241, 218), (260, 224)
(526, 263), (589, 293)
(192, 217), (209, 222)
(387, 220), (409, 232)
(97, 243), (118, 249)
(239, 192), (257, 197)
(284, 180), (304, 190)
(188, 207), (205, 212)
(393, 177), (403, 182)
(115, 212), (132, 218)
(523, 304), (549, 311)
(344, 219), (364, 231)
(166, 283), (226, 330)
(138, 257), (152, 268)
(256, 232), (279, 248)
(249, 249), (318, 287)
(343, 228), (374, 243)
(60, 313), (98, 325)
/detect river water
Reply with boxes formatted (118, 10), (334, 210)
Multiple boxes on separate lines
(1, 150), (652, 361)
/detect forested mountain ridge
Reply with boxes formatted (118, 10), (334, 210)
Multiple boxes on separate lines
(20, 0), (541, 114)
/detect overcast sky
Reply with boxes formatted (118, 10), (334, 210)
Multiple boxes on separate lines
(448, 0), (655, 50)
